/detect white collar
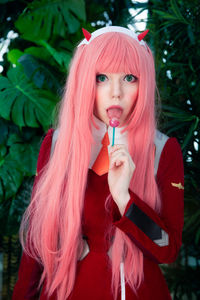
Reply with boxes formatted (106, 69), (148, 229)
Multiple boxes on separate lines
(89, 115), (128, 169)
(50, 118), (169, 176)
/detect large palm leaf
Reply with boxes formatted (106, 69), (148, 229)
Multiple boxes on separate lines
(0, 132), (40, 200)
(0, 67), (58, 130)
(15, 0), (86, 41)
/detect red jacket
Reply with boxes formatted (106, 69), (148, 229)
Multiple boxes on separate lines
(12, 129), (184, 299)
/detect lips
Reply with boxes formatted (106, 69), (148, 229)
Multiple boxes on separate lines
(106, 106), (123, 119)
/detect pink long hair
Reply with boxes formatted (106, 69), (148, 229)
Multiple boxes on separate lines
(20, 32), (161, 299)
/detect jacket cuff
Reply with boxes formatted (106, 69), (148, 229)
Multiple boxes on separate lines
(112, 190), (169, 248)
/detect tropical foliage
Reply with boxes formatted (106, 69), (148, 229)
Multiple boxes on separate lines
(147, 0), (200, 299)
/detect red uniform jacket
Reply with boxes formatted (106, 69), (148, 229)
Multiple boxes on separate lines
(12, 128), (184, 300)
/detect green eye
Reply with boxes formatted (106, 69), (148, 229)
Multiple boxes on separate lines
(96, 74), (107, 82)
(125, 74), (137, 82)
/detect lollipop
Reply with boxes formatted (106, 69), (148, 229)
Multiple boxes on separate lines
(107, 107), (123, 146)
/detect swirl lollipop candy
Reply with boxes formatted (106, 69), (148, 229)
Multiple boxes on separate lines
(107, 107), (123, 146)
(109, 118), (120, 128)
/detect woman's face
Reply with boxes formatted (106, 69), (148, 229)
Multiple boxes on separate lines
(94, 72), (139, 127)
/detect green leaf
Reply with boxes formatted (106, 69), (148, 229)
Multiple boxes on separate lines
(163, 111), (194, 121)
(153, 7), (189, 25)
(67, 0), (86, 21)
(62, 5), (80, 34)
(182, 117), (199, 149)
(184, 209), (200, 231)
(0, 134), (40, 200)
(0, 68), (58, 129)
(7, 49), (24, 65)
(19, 53), (61, 90)
(162, 105), (188, 114)
(170, 0), (188, 24)
(7, 133), (22, 146)
(9, 139), (39, 176)
(153, 10), (179, 21)
(15, 0), (86, 41)
(0, 177), (34, 235)
(39, 40), (72, 69)
(162, 105), (197, 121)
(0, 157), (23, 200)
(0, 119), (8, 145)
(187, 24), (195, 45)
(195, 228), (200, 245)
(0, 145), (6, 157)
(24, 46), (51, 61)
(165, 123), (188, 135)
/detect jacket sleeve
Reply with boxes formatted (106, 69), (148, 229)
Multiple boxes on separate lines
(12, 128), (54, 300)
(112, 138), (184, 264)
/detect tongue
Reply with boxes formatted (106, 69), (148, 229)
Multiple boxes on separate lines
(107, 107), (122, 127)
(107, 107), (122, 119)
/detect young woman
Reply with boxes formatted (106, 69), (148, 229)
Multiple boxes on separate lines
(12, 26), (184, 300)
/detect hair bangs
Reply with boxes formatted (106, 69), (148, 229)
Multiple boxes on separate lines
(95, 33), (140, 78)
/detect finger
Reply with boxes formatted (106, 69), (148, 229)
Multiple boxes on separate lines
(109, 158), (124, 170)
(109, 150), (128, 165)
(109, 144), (127, 155)
(109, 148), (129, 160)
(109, 149), (130, 166)
(110, 144), (127, 151)
(109, 146), (136, 172)
(110, 152), (136, 174)
(110, 149), (127, 158)
(110, 148), (130, 162)
(109, 152), (129, 169)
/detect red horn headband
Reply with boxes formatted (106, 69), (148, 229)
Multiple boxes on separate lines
(79, 26), (149, 49)
(82, 28), (91, 41)
(138, 29), (149, 41)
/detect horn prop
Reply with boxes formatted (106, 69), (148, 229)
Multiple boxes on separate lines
(138, 29), (149, 41)
(82, 28), (92, 41)
(78, 26), (149, 50)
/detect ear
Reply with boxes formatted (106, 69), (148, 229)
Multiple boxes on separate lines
(82, 28), (92, 41)
(138, 29), (149, 41)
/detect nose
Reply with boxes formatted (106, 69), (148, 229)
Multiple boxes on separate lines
(110, 79), (123, 99)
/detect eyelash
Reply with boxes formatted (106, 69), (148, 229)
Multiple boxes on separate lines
(124, 74), (137, 82)
(96, 74), (137, 83)
(96, 74), (107, 83)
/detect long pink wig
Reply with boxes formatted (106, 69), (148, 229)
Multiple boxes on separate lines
(20, 32), (161, 300)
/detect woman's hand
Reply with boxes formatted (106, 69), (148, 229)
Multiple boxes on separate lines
(108, 144), (135, 215)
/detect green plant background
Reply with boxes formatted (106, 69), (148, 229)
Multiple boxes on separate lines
(0, 0), (199, 299)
